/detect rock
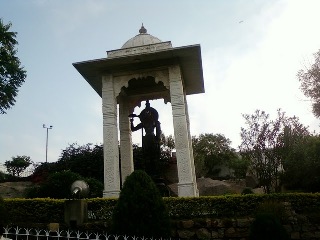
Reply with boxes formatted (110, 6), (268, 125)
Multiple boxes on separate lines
(196, 178), (236, 196)
(237, 218), (251, 227)
(48, 223), (59, 231)
(194, 218), (210, 228)
(211, 231), (219, 238)
(180, 220), (194, 229)
(252, 187), (264, 194)
(177, 229), (195, 239)
(196, 228), (211, 239)
(205, 218), (212, 228)
(291, 231), (300, 239)
(301, 231), (315, 239)
(283, 224), (292, 233)
(225, 227), (236, 237)
(169, 178), (249, 196)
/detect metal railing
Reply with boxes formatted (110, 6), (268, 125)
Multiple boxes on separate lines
(2, 227), (178, 240)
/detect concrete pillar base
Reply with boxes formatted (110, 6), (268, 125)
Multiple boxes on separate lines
(103, 190), (120, 198)
(64, 199), (88, 227)
(178, 182), (199, 197)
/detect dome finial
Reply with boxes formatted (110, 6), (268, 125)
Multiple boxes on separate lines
(139, 23), (147, 34)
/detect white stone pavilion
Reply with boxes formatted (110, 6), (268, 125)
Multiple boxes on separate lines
(73, 25), (205, 197)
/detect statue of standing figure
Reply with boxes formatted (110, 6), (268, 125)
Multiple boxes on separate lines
(129, 100), (161, 178)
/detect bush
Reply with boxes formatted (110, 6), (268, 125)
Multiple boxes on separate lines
(27, 170), (82, 198)
(255, 200), (288, 222)
(249, 213), (289, 240)
(30, 162), (60, 183)
(242, 187), (254, 195)
(0, 172), (6, 182)
(250, 200), (289, 240)
(111, 170), (171, 238)
(26, 170), (103, 199)
(84, 177), (103, 198)
(0, 196), (8, 235)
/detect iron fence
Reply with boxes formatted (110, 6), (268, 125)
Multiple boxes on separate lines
(2, 227), (178, 240)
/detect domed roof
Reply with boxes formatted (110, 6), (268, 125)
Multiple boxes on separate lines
(121, 24), (162, 49)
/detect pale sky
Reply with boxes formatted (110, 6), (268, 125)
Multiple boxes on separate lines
(1, 0), (320, 164)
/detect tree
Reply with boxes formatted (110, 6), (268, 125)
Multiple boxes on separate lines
(112, 170), (171, 237)
(159, 133), (175, 167)
(281, 135), (320, 192)
(298, 49), (320, 118)
(192, 133), (238, 178)
(31, 161), (60, 183)
(33, 138), (175, 185)
(228, 157), (250, 180)
(132, 143), (144, 170)
(160, 133), (175, 150)
(5, 155), (32, 177)
(31, 143), (104, 184)
(0, 19), (26, 114)
(57, 143), (104, 182)
(27, 170), (103, 199)
(239, 109), (309, 193)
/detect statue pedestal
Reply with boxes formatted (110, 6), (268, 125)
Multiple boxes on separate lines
(64, 199), (88, 227)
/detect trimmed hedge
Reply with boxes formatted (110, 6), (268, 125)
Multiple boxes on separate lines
(86, 198), (117, 220)
(4, 198), (65, 224)
(3, 193), (320, 225)
(165, 193), (320, 218)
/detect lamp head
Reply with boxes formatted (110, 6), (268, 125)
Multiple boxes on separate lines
(70, 180), (89, 199)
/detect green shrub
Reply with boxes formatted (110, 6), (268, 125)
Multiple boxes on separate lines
(0, 196), (8, 235)
(250, 200), (289, 240)
(241, 187), (254, 195)
(255, 200), (287, 222)
(298, 206), (320, 224)
(84, 177), (103, 198)
(249, 213), (289, 240)
(0, 172), (7, 182)
(111, 170), (171, 238)
(26, 170), (81, 198)
(26, 170), (103, 199)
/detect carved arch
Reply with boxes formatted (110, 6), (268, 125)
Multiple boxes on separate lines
(113, 69), (170, 99)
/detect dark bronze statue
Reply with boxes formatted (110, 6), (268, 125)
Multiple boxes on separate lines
(129, 100), (161, 178)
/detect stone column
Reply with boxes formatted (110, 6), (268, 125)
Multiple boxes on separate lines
(184, 93), (199, 196)
(102, 75), (120, 197)
(119, 97), (134, 186)
(169, 65), (198, 197)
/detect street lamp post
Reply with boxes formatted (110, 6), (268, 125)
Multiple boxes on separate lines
(43, 124), (53, 163)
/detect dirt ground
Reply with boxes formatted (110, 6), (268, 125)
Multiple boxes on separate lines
(0, 181), (33, 198)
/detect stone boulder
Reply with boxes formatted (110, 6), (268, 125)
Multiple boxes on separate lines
(168, 178), (244, 196)
(197, 178), (237, 196)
